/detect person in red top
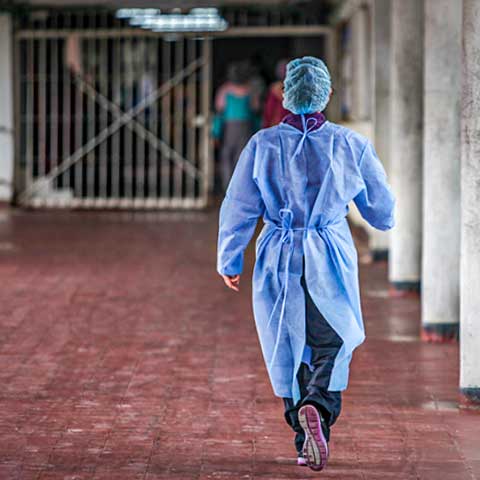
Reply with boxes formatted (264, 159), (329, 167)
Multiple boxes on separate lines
(262, 59), (290, 128)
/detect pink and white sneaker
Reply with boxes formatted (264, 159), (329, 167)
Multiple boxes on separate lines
(298, 404), (329, 471)
(297, 455), (308, 466)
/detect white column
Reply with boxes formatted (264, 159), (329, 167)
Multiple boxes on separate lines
(422, 0), (461, 340)
(389, 0), (424, 290)
(0, 14), (14, 202)
(325, 29), (342, 123)
(350, 6), (371, 121)
(370, 0), (391, 258)
(460, 0), (480, 402)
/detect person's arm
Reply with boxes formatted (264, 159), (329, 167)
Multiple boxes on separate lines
(353, 141), (395, 231)
(217, 136), (265, 290)
(215, 84), (227, 113)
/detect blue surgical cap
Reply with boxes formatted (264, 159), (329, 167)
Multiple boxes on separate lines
(282, 56), (332, 114)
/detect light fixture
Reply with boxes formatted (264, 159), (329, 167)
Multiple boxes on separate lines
(115, 7), (229, 33)
(115, 9), (161, 19)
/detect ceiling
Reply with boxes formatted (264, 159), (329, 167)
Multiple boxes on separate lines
(4, 0), (337, 25)
(15, 0), (309, 6)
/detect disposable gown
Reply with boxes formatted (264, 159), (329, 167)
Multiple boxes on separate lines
(217, 116), (395, 402)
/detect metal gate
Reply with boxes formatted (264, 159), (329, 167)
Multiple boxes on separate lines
(15, 30), (212, 209)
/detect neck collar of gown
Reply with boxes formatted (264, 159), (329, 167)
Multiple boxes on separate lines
(281, 111), (326, 132)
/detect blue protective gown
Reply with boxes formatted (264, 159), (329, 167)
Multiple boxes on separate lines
(217, 116), (395, 402)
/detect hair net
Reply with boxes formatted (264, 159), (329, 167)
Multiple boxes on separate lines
(282, 56), (331, 114)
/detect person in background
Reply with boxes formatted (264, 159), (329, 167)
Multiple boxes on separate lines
(213, 61), (260, 192)
(247, 53), (267, 118)
(262, 59), (290, 128)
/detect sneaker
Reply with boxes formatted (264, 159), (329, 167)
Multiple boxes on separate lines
(297, 455), (308, 467)
(298, 404), (329, 471)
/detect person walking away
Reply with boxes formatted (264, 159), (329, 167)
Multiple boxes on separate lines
(216, 56), (395, 471)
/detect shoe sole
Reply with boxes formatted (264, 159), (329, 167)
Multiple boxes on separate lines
(298, 404), (328, 471)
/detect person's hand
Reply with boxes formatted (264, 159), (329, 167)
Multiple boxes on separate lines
(221, 274), (240, 292)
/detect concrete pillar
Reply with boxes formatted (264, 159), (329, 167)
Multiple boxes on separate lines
(0, 14), (14, 202)
(460, 0), (480, 403)
(422, 0), (461, 341)
(350, 6), (371, 121)
(325, 28), (342, 123)
(389, 0), (424, 291)
(370, 0), (391, 258)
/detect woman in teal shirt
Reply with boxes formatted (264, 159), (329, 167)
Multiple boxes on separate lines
(213, 62), (260, 191)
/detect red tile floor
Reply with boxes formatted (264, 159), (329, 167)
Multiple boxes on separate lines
(0, 209), (479, 480)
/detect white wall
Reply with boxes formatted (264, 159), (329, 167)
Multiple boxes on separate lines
(423, 0), (461, 328)
(460, 0), (480, 394)
(0, 14), (14, 202)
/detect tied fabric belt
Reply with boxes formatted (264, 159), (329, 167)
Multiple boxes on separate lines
(266, 208), (343, 369)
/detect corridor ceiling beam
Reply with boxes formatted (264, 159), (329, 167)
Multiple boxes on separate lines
(12, 0), (299, 6)
(15, 24), (331, 38)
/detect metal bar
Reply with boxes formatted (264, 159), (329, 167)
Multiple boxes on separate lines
(86, 36), (95, 204)
(200, 38), (212, 207)
(123, 37), (134, 203)
(15, 25), (332, 39)
(98, 18), (108, 205)
(50, 35), (59, 191)
(147, 37), (158, 202)
(38, 36), (46, 180)
(84, 9), (97, 207)
(135, 37), (146, 205)
(18, 57), (203, 204)
(217, 26), (332, 37)
(25, 39), (34, 195)
(111, 37), (121, 201)
(186, 39), (196, 202)
(161, 39), (171, 201)
(61, 19), (71, 196)
(29, 197), (206, 210)
(74, 35), (84, 199)
(173, 38), (184, 204)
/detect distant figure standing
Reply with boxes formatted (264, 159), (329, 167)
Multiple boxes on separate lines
(262, 59), (290, 128)
(213, 62), (259, 191)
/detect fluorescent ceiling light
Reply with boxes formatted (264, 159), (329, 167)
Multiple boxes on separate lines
(116, 8), (161, 19)
(115, 7), (228, 32)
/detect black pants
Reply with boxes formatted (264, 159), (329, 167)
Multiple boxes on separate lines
(283, 263), (343, 453)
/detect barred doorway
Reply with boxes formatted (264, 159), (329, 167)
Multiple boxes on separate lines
(15, 29), (212, 209)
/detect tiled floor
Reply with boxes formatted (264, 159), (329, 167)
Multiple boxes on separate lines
(0, 209), (479, 479)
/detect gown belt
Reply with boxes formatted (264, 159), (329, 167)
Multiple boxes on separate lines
(266, 208), (317, 368)
(266, 208), (344, 370)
